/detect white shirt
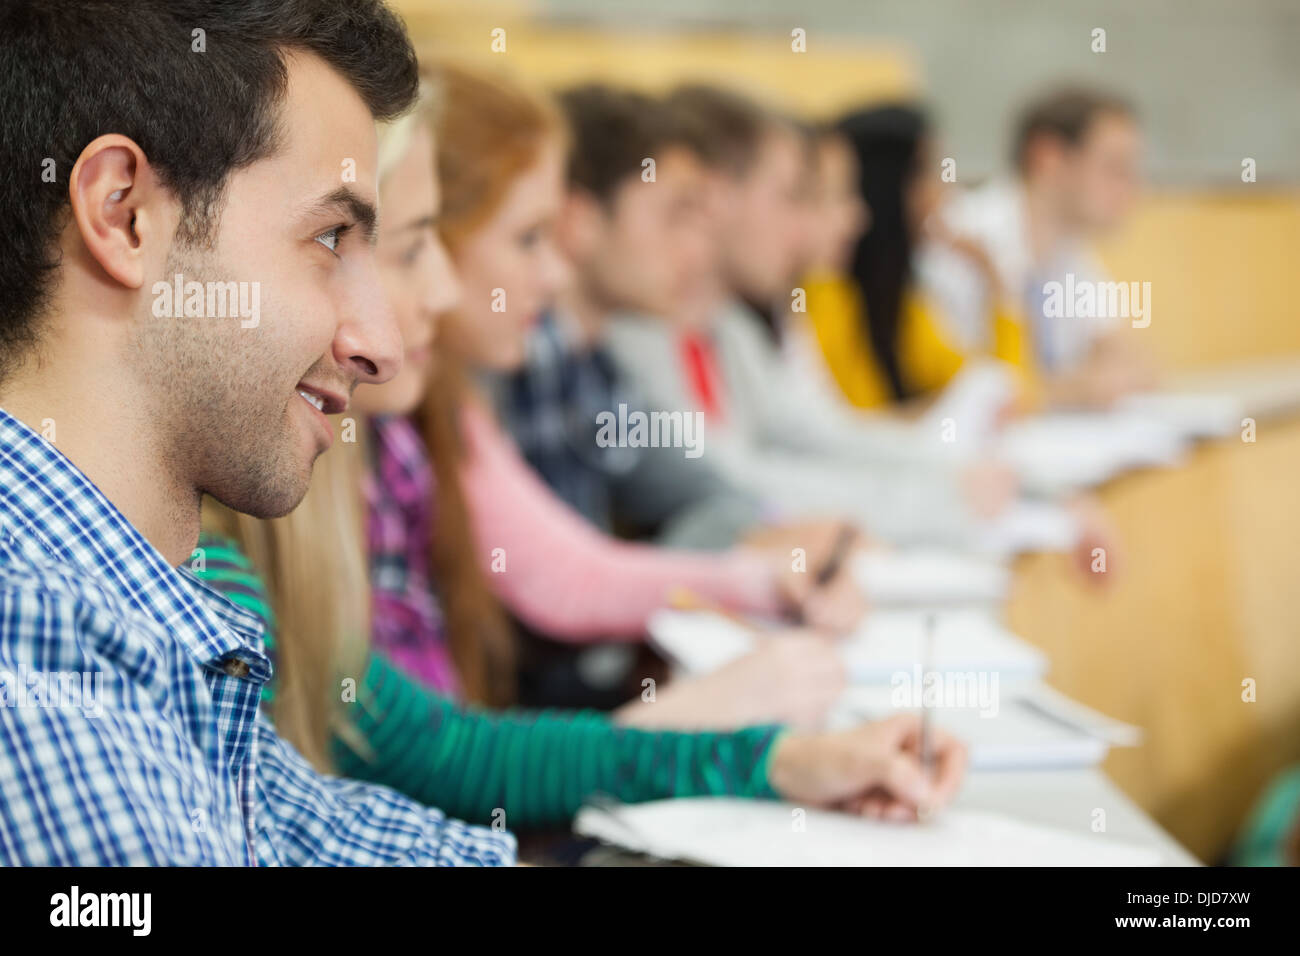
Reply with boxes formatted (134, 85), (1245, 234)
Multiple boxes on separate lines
(917, 178), (1115, 372)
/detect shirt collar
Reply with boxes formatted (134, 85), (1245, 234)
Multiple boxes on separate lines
(0, 408), (269, 674)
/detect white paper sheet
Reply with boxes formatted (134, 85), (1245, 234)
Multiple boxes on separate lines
(853, 549), (1012, 605)
(1115, 391), (1244, 439)
(575, 798), (1163, 866)
(647, 609), (1048, 684)
(829, 683), (1139, 771)
(973, 499), (1081, 558)
(999, 412), (1189, 495)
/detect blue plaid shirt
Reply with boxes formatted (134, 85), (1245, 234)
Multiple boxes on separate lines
(492, 311), (642, 533)
(0, 408), (515, 866)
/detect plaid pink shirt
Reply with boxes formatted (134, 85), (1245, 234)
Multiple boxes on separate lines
(365, 415), (460, 698)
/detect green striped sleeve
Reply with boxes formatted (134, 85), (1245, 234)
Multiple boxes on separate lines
(333, 652), (784, 829)
(1231, 766), (1300, 866)
(193, 533), (786, 829)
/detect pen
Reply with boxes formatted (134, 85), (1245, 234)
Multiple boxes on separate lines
(791, 523), (859, 627)
(814, 523), (858, 588)
(918, 611), (936, 822)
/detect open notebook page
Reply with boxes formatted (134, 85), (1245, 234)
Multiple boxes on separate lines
(647, 609), (1047, 684)
(575, 797), (1162, 866)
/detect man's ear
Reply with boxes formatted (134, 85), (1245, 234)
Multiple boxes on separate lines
(68, 134), (170, 291)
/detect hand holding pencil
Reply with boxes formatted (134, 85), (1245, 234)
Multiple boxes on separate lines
(766, 714), (968, 822)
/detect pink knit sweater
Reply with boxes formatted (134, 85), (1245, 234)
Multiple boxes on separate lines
(459, 398), (782, 640)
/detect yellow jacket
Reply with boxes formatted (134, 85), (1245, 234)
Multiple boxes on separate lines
(800, 272), (1038, 409)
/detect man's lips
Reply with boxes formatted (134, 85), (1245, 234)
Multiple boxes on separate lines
(295, 381), (348, 415)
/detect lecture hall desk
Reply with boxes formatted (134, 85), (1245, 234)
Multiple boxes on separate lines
(1005, 362), (1300, 863)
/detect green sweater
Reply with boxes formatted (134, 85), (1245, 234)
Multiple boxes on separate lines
(193, 533), (783, 828)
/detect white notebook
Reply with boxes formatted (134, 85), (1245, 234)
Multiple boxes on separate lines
(1115, 391), (1243, 440)
(999, 412), (1188, 494)
(853, 549), (1011, 605)
(575, 798), (1162, 866)
(830, 683), (1140, 771)
(972, 499), (1081, 558)
(647, 609), (1048, 684)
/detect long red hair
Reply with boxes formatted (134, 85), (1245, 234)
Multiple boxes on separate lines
(420, 60), (566, 706)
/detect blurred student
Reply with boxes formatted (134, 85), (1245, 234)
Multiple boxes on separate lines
(489, 84), (765, 551)
(0, 0), (513, 866)
(604, 85), (1019, 548)
(809, 105), (1037, 409)
(778, 125), (874, 406)
(918, 86), (1154, 408)
(198, 88), (967, 829)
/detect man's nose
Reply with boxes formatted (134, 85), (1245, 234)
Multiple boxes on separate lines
(335, 271), (404, 386)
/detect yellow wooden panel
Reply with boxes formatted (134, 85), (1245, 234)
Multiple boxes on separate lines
(392, 2), (918, 115)
(1097, 192), (1300, 373)
(1006, 420), (1300, 862)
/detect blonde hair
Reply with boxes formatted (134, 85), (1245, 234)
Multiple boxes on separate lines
(377, 80), (438, 183)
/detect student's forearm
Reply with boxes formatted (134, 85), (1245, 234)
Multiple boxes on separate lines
(333, 652), (782, 829)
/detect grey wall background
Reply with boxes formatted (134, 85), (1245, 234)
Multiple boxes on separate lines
(536, 0), (1300, 186)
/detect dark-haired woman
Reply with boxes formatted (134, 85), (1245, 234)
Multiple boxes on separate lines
(799, 106), (1036, 411)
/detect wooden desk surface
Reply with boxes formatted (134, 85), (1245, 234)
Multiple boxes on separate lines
(1006, 408), (1300, 862)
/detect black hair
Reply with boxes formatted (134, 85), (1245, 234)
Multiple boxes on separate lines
(0, 0), (419, 382)
(836, 103), (928, 402)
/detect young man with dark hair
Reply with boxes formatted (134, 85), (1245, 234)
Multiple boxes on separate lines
(494, 84), (765, 551)
(0, 0), (513, 865)
(919, 86), (1151, 407)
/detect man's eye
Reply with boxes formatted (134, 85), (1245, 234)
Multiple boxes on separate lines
(315, 225), (348, 255)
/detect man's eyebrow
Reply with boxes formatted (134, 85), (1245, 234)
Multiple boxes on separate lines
(300, 187), (379, 244)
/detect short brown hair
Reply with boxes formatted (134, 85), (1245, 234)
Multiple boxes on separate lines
(560, 84), (692, 203)
(1012, 86), (1136, 172)
(665, 84), (792, 178)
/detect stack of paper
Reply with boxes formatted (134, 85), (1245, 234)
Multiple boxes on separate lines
(831, 683), (1141, 771)
(1115, 390), (1244, 440)
(999, 412), (1188, 494)
(647, 609), (1048, 685)
(973, 499), (1080, 558)
(845, 610), (1047, 682)
(574, 798), (1162, 866)
(853, 549), (1012, 605)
